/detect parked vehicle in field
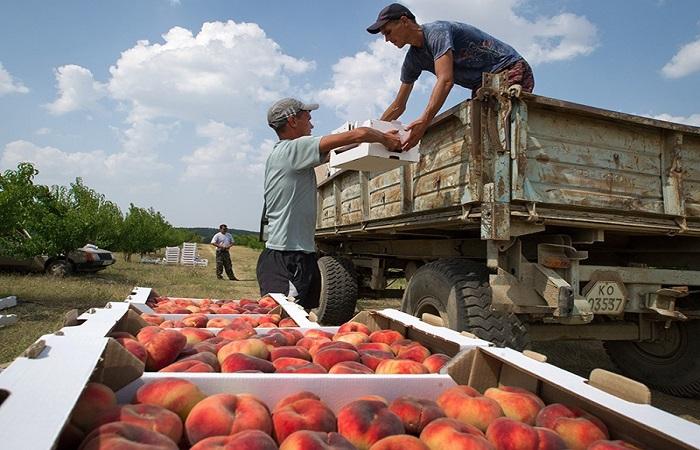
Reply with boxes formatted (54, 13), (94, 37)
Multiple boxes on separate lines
(313, 72), (700, 396)
(0, 243), (116, 276)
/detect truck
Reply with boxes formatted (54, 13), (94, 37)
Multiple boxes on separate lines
(312, 72), (700, 397)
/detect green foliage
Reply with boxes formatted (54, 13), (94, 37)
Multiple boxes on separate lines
(234, 233), (265, 250)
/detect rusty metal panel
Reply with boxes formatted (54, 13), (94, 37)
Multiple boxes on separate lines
(683, 134), (700, 218)
(519, 105), (665, 214)
(317, 183), (336, 228)
(338, 173), (362, 226)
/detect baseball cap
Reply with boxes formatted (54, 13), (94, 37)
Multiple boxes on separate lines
(367, 3), (415, 34)
(267, 97), (319, 129)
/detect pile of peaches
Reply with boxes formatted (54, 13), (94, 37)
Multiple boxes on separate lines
(145, 296), (279, 315)
(112, 320), (452, 374)
(62, 379), (640, 449)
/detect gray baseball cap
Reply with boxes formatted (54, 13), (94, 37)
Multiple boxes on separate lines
(267, 97), (319, 129)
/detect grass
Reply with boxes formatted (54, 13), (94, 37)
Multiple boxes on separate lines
(0, 244), (263, 364)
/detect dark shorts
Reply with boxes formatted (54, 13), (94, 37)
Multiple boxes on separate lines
(256, 248), (321, 310)
(503, 59), (535, 93)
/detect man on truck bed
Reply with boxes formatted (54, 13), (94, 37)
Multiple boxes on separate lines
(368, 3), (534, 150)
(257, 97), (402, 310)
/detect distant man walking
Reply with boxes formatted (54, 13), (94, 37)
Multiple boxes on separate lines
(211, 224), (238, 280)
(257, 97), (401, 310)
(368, 3), (534, 150)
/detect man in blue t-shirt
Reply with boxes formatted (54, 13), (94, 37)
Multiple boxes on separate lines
(257, 97), (402, 310)
(367, 3), (534, 151)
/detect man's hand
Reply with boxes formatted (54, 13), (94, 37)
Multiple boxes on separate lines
(383, 129), (402, 152)
(403, 117), (428, 150)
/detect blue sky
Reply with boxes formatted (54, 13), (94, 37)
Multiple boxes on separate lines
(1, 0), (699, 231)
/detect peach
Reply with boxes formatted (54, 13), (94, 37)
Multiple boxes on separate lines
(79, 421), (178, 450)
(259, 296), (278, 308)
(278, 318), (298, 327)
(218, 338), (270, 364)
(396, 344), (431, 363)
(95, 403), (183, 443)
(280, 430), (357, 450)
(115, 337), (148, 363)
(259, 321), (278, 328)
(144, 329), (188, 371)
(221, 353), (275, 373)
(218, 323), (257, 341)
(552, 417), (609, 450)
(337, 399), (405, 450)
(70, 382), (117, 432)
(312, 340), (357, 355)
(160, 359), (216, 372)
(483, 386), (545, 425)
(338, 321), (372, 336)
(273, 398), (337, 443)
(204, 336), (233, 352)
(207, 318), (232, 328)
(422, 354), (451, 373)
(313, 347), (361, 371)
(271, 346), (312, 361)
(274, 392), (322, 412)
(264, 313), (282, 324)
(276, 362), (328, 373)
(369, 435), (429, 450)
(141, 313), (165, 325)
(587, 440), (641, 450)
(192, 341), (218, 355)
(369, 329), (404, 345)
(389, 396), (445, 435)
(535, 404), (608, 438)
(375, 359), (429, 375)
(329, 361), (375, 374)
(273, 357), (312, 371)
(182, 313), (209, 328)
(137, 325), (164, 345)
(298, 336), (332, 352)
(419, 417), (492, 450)
(304, 329), (335, 340)
(437, 386), (503, 432)
(357, 342), (393, 353)
(179, 351), (221, 371)
(534, 427), (567, 450)
(135, 377), (206, 421)
(159, 320), (177, 328)
(262, 332), (292, 350)
(389, 339), (418, 355)
(359, 350), (395, 371)
(180, 327), (215, 345)
(486, 417), (538, 449)
(190, 430), (279, 450)
(185, 393), (272, 445)
(333, 331), (370, 346)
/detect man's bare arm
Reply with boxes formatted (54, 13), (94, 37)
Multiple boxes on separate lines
(380, 83), (414, 122)
(319, 127), (402, 154)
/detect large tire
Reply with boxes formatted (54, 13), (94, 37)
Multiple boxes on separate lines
(314, 256), (358, 325)
(401, 258), (530, 349)
(604, 320), (700, 397)
(45, 259), (73, 277)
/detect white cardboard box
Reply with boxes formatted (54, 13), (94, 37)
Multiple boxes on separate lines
(329, 120), (420, 172)
(2, 331), (698, 449)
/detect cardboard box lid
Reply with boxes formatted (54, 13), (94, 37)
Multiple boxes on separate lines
(330, 143), (419, 172)
(0, 334), (143, 450)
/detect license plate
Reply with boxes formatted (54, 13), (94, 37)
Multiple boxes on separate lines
(584, 281), (626, 315)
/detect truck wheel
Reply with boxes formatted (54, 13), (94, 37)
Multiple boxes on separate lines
(604, 320), (700, 397)
(401, 258), (530, 350)
(46, 259), (73, 277)
(314, 256), (358, 325)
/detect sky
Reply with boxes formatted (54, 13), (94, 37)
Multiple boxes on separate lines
(1, 0), (699, 231)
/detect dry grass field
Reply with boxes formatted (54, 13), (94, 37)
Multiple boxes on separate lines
(0, 245), (698, 423)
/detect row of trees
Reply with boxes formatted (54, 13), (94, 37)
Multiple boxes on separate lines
(0, 162), (200, 261)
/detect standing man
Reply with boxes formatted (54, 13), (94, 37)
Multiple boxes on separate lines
(368, 3), (534, 150)
(211, 224), (238, 280)
(257, 97), (401, 310)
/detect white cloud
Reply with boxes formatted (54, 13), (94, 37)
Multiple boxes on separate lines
(317, 40), (407, 121)
(108, 21), (314, 127)
(0, 62), (29, 96)
(44, 65), (107, 115)
(662, 37), (700, 79)
(402, 0), (598, 65)
(650, 113), (700, 127)
(35, 128), (51, 135)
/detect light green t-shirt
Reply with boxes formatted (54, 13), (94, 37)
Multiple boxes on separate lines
(264, 135), (322, 253)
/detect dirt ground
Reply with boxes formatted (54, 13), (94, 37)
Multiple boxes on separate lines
(357, 298), (700, 425)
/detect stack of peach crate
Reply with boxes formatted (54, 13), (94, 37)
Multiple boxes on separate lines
(0, 287), (698, 449)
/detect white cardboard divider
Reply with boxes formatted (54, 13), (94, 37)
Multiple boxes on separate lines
(124, 286), (152, 305)
(478, 346), (700, 449)
(116, 373), (457, 412)
(0, 335), (109, 450)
